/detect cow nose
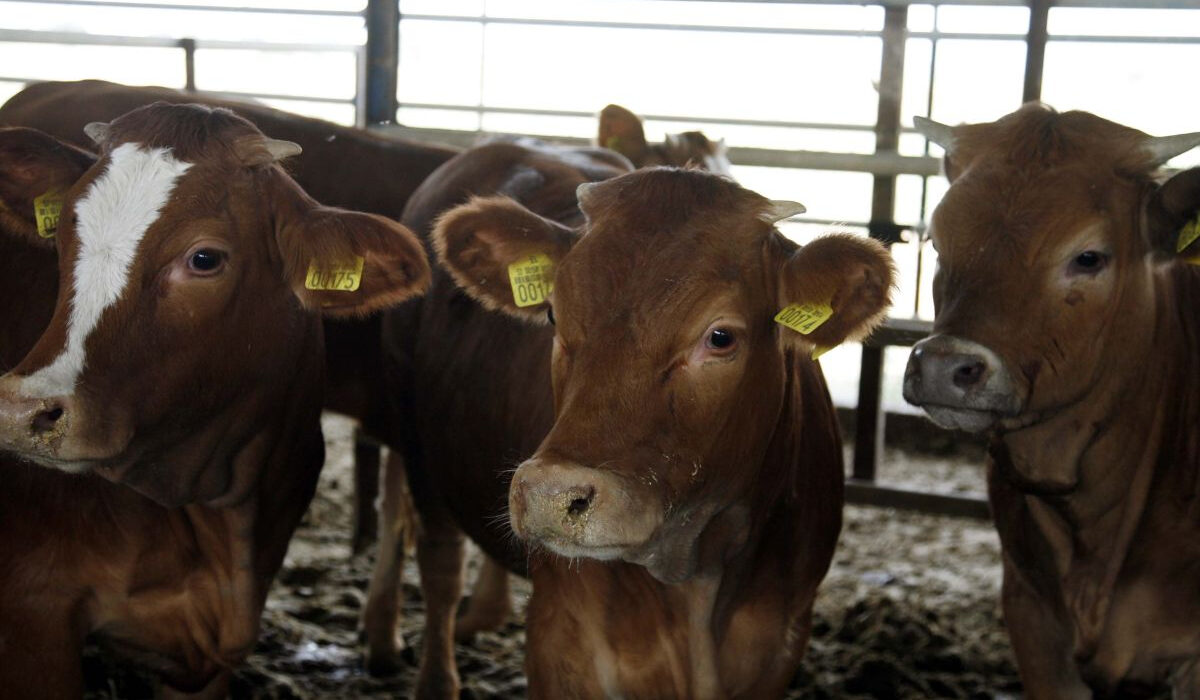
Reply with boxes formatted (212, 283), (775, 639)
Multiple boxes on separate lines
(32, 402), (65, 434)
(950, 356), (987, 389)
(565, 485), (596, 518)
(904, 334), (1011, 408)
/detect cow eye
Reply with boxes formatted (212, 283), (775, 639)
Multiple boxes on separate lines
(706, 328), (736, 351)
(188, 248), (226, 274)
(1069, 250), (1108, 275)
(546, 305), (556, 326)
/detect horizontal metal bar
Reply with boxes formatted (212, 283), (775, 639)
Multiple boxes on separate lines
(401, 13), (1200, 44)
(197, 88), (357, 106)
(377, 124), (941, 176)
(639, 0), (1195, 6)
(864, 317), (933, 347)
(3, 0), (362, 17)
(0, 29), (359, 52)
(395, 101), (879, 133)
(845, 479), (991, 519)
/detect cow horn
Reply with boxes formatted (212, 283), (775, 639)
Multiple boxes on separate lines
(84, 121), (110, 145)
(1144, 132), (1200, 167)
(764, 200), (806, 223)
(264, 139), (302, 161)
(913, 116), (955, 151)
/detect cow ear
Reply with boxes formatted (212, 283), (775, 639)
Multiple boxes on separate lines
(774, 234), (894, 353)
(433, 195), (577, 324)
(1146, 166), (1200, 261)
(274, 176), (430, 317)
(0, 127), (96, 248)
(598, 104), (650, 167)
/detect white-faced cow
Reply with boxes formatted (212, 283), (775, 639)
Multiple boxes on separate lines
(904, 103), (1200, 697)
(0, 104), (429, 696)
(367, 134), (894, 697)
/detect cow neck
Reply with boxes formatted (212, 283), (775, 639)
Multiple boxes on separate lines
(994, 264), (1194, 658)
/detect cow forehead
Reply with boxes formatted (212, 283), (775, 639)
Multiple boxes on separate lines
(20, 142), (191, 398)
(934, 162), (1132, 260)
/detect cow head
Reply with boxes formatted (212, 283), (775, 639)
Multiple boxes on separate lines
(904, 105), (1200, 458)
(0, 105), (429, 505)
(436, 168), (891, 583)
(598, 104), (732, 176)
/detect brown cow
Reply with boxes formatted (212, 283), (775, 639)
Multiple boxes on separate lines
(0, 105), (429, 696)
(0, 81), (732, 555)
(598, 103), (732, 173)
(369, 136), (893, 696)
(903, 103), (1200, 697)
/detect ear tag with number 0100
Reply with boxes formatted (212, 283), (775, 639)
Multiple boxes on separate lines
(774, 301), (833, 335)
(34, 190), (64, 239)
(305, 256), (364, 292)
(508, 253), (554, 308)
(1177, 214), (1200, 254)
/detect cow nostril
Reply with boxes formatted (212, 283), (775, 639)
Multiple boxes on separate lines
(32, 405), (64, 434)
(953, 361), (986, 388)
(566, 487), (595, 518)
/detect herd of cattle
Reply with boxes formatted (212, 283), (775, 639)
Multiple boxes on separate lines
(0, 78), (1196, 699)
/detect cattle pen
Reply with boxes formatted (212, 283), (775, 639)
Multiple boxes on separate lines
(1, 0), (1199, 698)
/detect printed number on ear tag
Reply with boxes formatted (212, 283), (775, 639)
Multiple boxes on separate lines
(34, 191), (64, 239)
(1177, 215), (1200, 254)
(305, 256), (364, 292)
(775, 302), (833, 335)
(508, 253), (554, 308)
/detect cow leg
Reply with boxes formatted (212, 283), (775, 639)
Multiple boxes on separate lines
(363, 449), (417, 675)
(455, 554), (511, 641)
(350, 427), (382, 555)
(1001, 565), (1091, 700)
(413, 503), (467, 700)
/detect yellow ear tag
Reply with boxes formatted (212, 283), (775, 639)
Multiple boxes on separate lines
(508, 253), (554, 308)
(1176, 215), (1200, 254)
(34, 190), (64, 239)
(305, 256), (364, 292)
(775, 302), (834, 335)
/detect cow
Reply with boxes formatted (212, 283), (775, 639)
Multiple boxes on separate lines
(0, 80), (733, 556)
(903, 103), (1200, 697)
(597, 103), (732, 173)
(365, 135), (894, 696)
(0, 78), (462, 554)
(0, 104), (429, 697)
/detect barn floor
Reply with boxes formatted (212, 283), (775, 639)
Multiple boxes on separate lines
(83, 415), (1024, 699)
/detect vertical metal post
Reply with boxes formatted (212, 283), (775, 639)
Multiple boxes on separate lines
(180, 38), (196, 92)
(853, 4), (908, 483)
(1023, 0), (1051, 103)
(364, 0), (400, 125)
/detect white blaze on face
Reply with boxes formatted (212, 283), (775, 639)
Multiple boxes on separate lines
(21, 142), (192, 398)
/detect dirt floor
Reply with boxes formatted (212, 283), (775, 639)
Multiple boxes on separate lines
(84, 414), (1023, 699)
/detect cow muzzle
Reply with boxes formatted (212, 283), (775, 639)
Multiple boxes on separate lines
(903, 334), (1023, 433)
(509, 457), (662, 560)
(0, 375), (127, 472)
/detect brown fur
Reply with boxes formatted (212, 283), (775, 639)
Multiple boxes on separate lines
(914, 104), (1200, 696)
(369, 140), (892, 697)
(0, 108), (428, 694)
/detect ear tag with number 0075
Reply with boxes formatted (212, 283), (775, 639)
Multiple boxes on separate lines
(305, 256), (364, 292)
